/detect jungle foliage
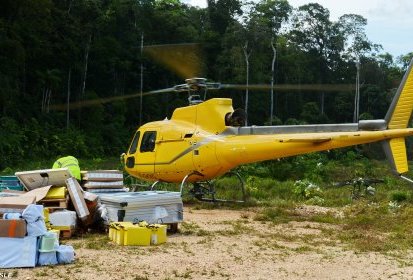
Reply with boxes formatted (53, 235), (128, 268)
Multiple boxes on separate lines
(1, 0), (413, 169)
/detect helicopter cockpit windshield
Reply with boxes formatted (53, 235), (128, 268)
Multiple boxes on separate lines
(126, 131), (140, 168)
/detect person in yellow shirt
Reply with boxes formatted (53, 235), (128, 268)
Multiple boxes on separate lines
(52, 156), (81, 181)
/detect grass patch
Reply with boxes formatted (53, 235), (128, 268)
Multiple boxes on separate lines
(253, 200), (299, 224)
(179, 221), (211, 236)
(336, 202), (413, 252)
(72, 233), (115, 250)
(215, 220), (253, 236)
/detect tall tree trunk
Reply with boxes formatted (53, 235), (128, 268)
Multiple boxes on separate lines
(46, 88), (52, 113)
(80, 34), (92, 99)
(270, 38), (276, 125)
(353, 60), (360, 122)
(41, 88), (46, 112)
(22, 62), (26, 97)
(67, 0), (73, 15)
(243, 41), (251, 125)
(66, 68), (71, 129)
(139, 32), (144, 125)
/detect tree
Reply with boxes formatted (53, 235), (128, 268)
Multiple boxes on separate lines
(338, 14), (380, 62)
(248, 0), (291, 123)
(397, 52), (413, 71)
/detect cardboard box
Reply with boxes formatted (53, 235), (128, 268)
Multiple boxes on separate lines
(0, 236), (38, 268)
(22, 185), (52, 202)
(0, 196), (36, 213)
(0, 219), (27, 238)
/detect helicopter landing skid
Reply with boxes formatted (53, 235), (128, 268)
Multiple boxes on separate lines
(180, 171), (246, 203)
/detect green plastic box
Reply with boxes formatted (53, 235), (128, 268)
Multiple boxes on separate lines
(0, 176), (23, 192)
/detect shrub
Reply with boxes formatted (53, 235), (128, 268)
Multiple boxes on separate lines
(388, 190), (409, 202)
(293, 179), (322, 199)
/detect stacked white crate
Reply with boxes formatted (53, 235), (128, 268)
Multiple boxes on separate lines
(81, 170), (127, 193)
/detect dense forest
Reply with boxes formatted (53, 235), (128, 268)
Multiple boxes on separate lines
(0, 0), (412, 169)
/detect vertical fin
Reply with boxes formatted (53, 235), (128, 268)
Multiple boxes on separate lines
(385, 58), (413, 129)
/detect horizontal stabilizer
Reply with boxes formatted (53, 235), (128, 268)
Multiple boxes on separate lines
(383, 138), (408, 174)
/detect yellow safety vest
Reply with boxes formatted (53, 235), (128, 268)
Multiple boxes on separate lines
(52, 156), (81, 180)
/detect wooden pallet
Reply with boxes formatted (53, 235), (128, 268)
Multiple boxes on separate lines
(40, 196), (69, 209)
(60, 229), (76, 239)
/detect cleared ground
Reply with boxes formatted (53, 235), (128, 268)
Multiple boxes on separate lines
(10, 206), (413, 280)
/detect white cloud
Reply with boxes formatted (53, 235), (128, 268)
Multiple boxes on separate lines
(182, 0), (413, 56)
(182, 0), (207, 7)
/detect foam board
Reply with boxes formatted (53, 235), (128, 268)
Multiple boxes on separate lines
(15, 168), (72, 191)
(0, 236), (38, 268)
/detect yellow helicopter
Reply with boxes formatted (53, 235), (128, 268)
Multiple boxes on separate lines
(120, 58), (413, 202)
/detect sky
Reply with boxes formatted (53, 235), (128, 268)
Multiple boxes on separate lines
(182, 0), (413, 58)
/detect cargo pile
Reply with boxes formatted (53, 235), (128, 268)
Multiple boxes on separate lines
(0, 155), (185, 268)
(1, 168), (97, 239)
(0, 203), (75, 268)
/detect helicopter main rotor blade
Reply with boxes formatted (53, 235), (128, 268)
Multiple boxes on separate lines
(50, 82), (354, 111)
(143, 43), (205, 79)
(220, 83), (354, 92)
(50, 87), (176, 111)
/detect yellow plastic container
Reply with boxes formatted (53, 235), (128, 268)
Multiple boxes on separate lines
(149, 224), (167, 245)
(50, 225), (74, 231)
(45, 186), (67, 199)
(123, 225), (151, 246)
(113, 222), (134, 245)
(43, 208), (50, 228)
(108, 222), (133, 242)
(108, 224), (116, 241)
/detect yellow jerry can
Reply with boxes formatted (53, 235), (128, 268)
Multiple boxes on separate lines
(149, 224), (167, 245)
(108, 224), (116, 241)
(123, 225), (151, 246)
(109, 222), (133, 244)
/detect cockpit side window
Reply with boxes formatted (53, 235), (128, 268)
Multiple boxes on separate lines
(128, 131), (140, 154)
(140, 131), (157, 152)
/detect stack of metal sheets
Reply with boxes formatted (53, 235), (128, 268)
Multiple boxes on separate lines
(81, 170), (127, 193)
(98, 191), (183, 224)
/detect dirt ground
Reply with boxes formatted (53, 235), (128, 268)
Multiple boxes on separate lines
(10, 206), (413, 280)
